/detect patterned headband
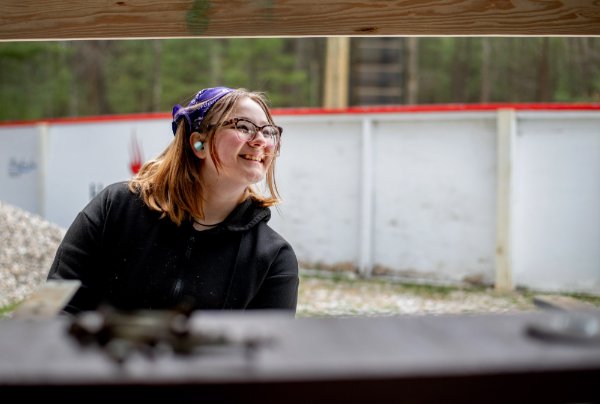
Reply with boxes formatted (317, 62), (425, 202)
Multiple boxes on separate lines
(171, 86), (234, 136)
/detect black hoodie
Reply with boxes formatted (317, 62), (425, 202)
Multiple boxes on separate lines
(47, 182), (299, 315)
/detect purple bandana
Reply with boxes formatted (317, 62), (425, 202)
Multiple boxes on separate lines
(171, 86), (234, 135)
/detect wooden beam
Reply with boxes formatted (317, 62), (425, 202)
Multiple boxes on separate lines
(2, 0), (600, 41)
(323, 37), (350, 109)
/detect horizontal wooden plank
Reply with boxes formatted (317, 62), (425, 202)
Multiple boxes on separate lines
(1, 0), (599, 40)
(1, 311), (600, 402)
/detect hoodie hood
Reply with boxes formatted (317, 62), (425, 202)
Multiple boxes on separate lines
(212, 198), (271, 233)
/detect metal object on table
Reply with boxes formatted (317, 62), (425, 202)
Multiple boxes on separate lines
(526, 295), (600, 345)
(68, 304), (274, 364)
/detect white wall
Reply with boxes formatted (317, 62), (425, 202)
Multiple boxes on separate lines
(273, 118), (362, 267)
(43, 119), (171, 227)
(1, 108), (599, 295)
(370, 115), (497, 284)
(0, 125), (42, 215)
(513, 112), (600, 293)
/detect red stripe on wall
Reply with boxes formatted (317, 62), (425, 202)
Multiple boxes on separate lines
(1, 103), (599, 127)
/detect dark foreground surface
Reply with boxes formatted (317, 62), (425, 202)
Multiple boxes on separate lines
(1, 309), (599, 403)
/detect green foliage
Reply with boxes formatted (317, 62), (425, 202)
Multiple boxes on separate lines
(0, 37), (599, 122)
(0, 42), (73, 120)
(417, 37), (453, 103)
(105, 40), (157, 113)
(160, 38), (216, 106)
(0, 301), (19, 319)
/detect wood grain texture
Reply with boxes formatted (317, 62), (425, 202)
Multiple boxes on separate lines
(1, 0), (599, 41)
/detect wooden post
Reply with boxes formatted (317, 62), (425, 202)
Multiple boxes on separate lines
(323, 37), (350, 109)
(495, 109), (516, 291)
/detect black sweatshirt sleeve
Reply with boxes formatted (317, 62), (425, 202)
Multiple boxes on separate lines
(46, 190), (108, 314)
(246, 242), (299, 313)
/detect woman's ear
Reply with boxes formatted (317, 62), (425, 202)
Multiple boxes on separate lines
(190, 132), (207, 158)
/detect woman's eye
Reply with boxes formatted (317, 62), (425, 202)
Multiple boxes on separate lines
(263, 127), (277, 138)
(236, 122), (253, 133)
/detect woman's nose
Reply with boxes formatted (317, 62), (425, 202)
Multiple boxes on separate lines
(249, 130), (270, 147)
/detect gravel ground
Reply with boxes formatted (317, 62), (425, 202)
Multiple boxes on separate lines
(0, 201), (65, 309)
(1, 201), (598, 317)
(296, 271), (544, 318)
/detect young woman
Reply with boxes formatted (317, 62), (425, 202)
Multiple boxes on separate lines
(47, 87), (299, 315)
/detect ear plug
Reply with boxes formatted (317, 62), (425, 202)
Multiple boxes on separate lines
(193, 141), (203, 151)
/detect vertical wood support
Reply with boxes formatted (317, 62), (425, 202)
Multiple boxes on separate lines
(495, 109), (516, 291)
(323, 37), (350, 109)
(359, 118), (374, 277)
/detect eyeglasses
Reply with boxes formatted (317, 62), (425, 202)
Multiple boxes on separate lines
(221, 118), (282, 147)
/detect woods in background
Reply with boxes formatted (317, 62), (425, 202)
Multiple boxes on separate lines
(0, 37), (598, 121)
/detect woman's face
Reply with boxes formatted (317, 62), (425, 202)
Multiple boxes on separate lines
(200, 97), (277, 189)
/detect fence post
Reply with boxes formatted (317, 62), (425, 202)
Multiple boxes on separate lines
(495, 109), (516, 291)
(359, 117), (373, 277)
(37, 122), (49, 219)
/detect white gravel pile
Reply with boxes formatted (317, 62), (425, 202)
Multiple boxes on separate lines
(0, 201), (65, 308)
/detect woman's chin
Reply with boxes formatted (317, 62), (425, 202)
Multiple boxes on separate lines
(248, 173), (266, 184)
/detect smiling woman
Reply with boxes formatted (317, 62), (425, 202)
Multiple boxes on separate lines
(46, 87), (299, 316)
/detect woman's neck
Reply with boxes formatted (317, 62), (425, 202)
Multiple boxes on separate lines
(196, 184), (248, 226)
